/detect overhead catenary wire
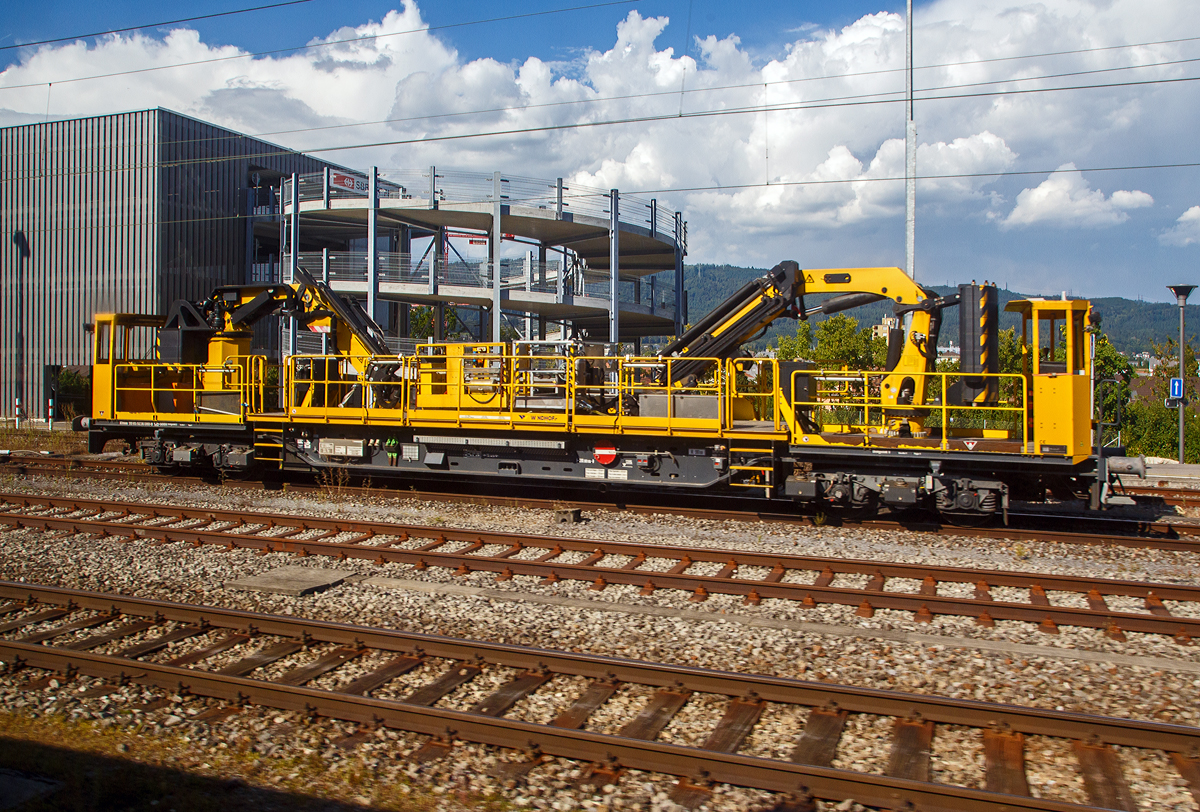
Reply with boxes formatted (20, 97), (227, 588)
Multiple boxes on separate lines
(281, 72), (1200, 160)
(5, 14), (1200, 162)
(3, 9), (1200, 199)
(245, 51), (1200, 141)
(0, 0), (316, 53)
(0, 0), (641, 91)
(7, 39), (1200, 164)
(6, 66), (1200, 176)
(6, 159), (1200, 240)
(4, 18), (1200, 160)
(3, 14), (1198, 97)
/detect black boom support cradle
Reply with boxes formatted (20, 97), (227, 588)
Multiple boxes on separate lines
(659, 261), (804, 385)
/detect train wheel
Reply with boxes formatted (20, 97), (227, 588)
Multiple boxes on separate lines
(826, 490), (879, 521)
(935, 487), (1000, 526)
(935, 508), (996, 527)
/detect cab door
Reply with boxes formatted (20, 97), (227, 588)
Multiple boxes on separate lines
(91, 316), (115, 420)
(1030, 303), (1092, 458)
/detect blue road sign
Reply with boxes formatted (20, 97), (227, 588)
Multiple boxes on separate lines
(1171, 377), (1185, 399)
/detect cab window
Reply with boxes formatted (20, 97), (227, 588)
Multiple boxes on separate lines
(1036, 310), (1066, 374)
(97, 323), (110, 363)
(1071, 311), (1086, 373)
(113, 326), (126, 362)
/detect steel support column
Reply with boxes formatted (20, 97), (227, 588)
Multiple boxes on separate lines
(609, 189), (620, 344)
(287, 172), (299, 358)
(430, 165), (441, 341)
(368, 166), (380, 327)
(538, 242), (548, 340)
(524, 250), (534, 341)
(491, 171), (504, 342)
(905, 0), (916, 281)
(673, 212), (684, 337)
(321, 248), (331, 355)
(243, 188), (255, 283)
(430, 227), (442, 297)
(399, 225), (411, 339)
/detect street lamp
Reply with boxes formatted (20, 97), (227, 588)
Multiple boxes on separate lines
(1168, 284), (1196, 464)
(11, 231), (29, 427)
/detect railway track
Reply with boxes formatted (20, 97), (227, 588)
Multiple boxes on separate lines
(1123, 484), (1200, 508)
(6, 453), (1200, 549)
(2, 580), (1197, 811)
(3, 492), (1199, 642)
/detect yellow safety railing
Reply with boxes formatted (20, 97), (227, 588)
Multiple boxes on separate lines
(112, 356), (270, 422)
(269, 351), (1035, 449)
(787, 367), (1029, 448)
(279, 350), (732, 433)
(726, 357), (786, 432)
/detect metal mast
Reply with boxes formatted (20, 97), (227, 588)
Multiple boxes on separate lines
(905, 0), (916, 281)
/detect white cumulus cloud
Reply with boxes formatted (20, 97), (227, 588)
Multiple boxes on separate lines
(1160, 206), (1200, 246)
(1, 0), (1198, 283)
(1000, 164), (1153, 229)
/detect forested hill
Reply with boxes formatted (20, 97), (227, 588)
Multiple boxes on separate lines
(683, 264), (1200, 355)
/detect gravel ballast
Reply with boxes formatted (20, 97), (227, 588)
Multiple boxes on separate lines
(1, 474), (1198, 811)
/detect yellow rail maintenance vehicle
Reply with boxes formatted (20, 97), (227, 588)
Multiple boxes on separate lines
(77, 262), (1141, 520)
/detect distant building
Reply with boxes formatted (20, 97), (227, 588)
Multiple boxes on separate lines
(938, 342), (961, 363)
(0, 108), (337, 420)
(871, 316), (899, 339)
(2, 108), (688, 422)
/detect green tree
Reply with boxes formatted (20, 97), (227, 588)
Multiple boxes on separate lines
(1120, 336), (1200, 461)
(56, 369), (90, 394)
(408, 306), (467, 340)
(774, 316), (885, 369)
(1092, 333), (1135, 435)
(775, 321), (814, 362)
(997, 327), (1023, 374)
(812, 315), (880, 368)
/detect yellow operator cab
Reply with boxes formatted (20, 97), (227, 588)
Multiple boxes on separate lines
(1004, 296), (1093, 463)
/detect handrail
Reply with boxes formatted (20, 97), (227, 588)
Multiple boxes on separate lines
(276, 352), (1031, 448)
(786, 367), (1029, 450)
(283, 352), (727, 433)
(111, 356), (272, 422)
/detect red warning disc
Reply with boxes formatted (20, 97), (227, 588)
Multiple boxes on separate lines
(593, 447), (618, 465)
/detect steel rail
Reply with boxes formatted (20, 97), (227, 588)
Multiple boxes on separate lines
(1124, 485), (1200, 508)
(5, 582), (1197, 749)
(0, 640), (1108, 812)
(0, 581), (1196, 812)
(3, 493), (1200, 640)
(5, 456), (1200, 548)
(6, 491), (1200, 598)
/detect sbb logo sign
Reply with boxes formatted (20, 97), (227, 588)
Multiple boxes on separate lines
(330, 171), (370, 194)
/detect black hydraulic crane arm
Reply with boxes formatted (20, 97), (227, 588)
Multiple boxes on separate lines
(290, 265), (391, 357)
(658, 260), (804, 385)
(157, 265), (393, 364)
(655, 260), (970, 387)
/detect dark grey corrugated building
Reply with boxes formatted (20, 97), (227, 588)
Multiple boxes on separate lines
(0, 108), (338, 420)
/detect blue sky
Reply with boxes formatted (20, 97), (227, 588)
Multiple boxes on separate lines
(3, 0), (1200, 303)
(1, 1), (892, 69)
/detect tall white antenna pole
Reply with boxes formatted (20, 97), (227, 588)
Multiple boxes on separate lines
(905, 0), (916, 281)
